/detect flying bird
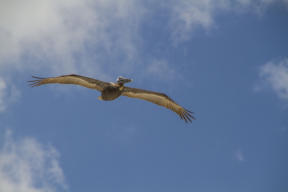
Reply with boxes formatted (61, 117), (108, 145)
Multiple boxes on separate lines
(28, 74), (195, 122)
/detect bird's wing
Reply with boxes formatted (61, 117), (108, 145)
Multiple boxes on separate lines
(122, 87), (195, 123)
(28, 74), (110, 91)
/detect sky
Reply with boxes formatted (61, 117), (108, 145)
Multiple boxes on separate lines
(0, 0), (288, 192)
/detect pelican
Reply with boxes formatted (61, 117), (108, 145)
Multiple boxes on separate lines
(28, 74), (195, 122)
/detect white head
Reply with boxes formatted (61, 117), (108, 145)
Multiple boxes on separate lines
(116, 76), (133, 84)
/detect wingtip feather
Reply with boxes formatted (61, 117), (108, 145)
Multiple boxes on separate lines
(179, 109), (195, 123)
(28, 76), (46, 87)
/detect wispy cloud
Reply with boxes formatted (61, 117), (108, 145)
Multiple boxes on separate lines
(0, 77), (20, 112)
(259, 58), (288, 100)
(170, 0), (229, 42)
(146, 59), (179, 81)
(169, 0), (288, 43)
(1, 0), (287, 75)
(234, 149), (246, 162)
(0, 130), (67, 192)
(0, 78), (6, 112)
(0, 0), (144, 76)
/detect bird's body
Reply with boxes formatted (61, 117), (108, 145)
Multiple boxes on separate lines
(99, 84), (123, 101)
(29, 74), (195, 122)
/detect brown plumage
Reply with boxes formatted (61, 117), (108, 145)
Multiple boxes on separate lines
(28, 74), (195, 123)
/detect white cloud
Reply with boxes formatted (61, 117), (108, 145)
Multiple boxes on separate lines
(259, 58), (288, 100)
(0, 78), (7, 112)
(146, 59), (179, 81)
(169, 0), (288, 42)
(0, 130), (67, 192)
(0, 0), (144, 76)
(1, 0), (287, 74)
(0, 0), (287, 75)
(0, 77), (20, 112)
(170, 0), (229, 42)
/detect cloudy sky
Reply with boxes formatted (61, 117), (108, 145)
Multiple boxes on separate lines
(0, 0), (288, 191)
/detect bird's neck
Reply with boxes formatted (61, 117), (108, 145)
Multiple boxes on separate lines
(117, 83), (124, 91)
(110, 82), (124, 90)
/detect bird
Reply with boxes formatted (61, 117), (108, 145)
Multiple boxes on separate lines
(28, 74), (195, 122)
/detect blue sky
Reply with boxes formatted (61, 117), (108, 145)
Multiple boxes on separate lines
(0, 0), (288, 192)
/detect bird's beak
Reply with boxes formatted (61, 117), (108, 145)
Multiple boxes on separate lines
(124, 78), (132, 83)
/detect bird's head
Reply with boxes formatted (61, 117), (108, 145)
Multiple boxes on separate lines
(116, 76), (133, 85)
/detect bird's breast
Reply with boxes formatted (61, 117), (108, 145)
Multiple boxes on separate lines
(101, 86), (122, 101)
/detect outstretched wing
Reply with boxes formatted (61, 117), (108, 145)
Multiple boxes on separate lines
(28, 74), (110, 91)
(122, 87), (195, 123)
